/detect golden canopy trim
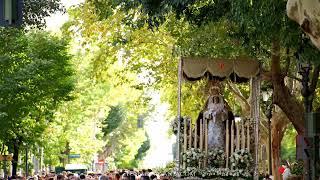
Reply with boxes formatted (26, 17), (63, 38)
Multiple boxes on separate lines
(182, 57), (260, 81)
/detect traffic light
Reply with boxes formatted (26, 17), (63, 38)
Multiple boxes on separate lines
(0, 0), (23, 27)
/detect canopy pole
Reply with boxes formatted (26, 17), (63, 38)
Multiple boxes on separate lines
(177, 57), (183, 178)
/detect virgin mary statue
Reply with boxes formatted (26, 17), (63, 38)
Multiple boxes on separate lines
(197, 81), (230, 151)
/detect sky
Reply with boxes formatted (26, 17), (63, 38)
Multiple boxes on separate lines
(46, 0), (175, 168)
(142, 93), (175, 168)
(46, 0), (84, 31)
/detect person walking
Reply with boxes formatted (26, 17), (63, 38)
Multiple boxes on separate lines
(281, 161), (292, 180)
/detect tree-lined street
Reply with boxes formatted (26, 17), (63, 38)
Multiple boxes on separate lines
(0, 0), (319, 179)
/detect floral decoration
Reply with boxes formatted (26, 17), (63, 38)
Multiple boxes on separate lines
(207, 148), (225, 168)
(229, 149), (253, 170)
(181, 167), (251, 178)
(182, 148), (205, 168)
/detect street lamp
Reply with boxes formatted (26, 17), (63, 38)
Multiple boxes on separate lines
(297, 61), (312, 112)
(262, 89), (273, 176)
(296, 60), (319, 180)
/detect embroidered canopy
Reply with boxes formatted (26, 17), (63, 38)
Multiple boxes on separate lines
(182, 57), (260, 81)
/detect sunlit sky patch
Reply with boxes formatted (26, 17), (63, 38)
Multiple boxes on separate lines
(46, 0), (84, 31)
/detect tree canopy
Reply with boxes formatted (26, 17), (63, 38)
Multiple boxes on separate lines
(0, 28), (75, 175)
(0, 28), (74, 145)
(78, 0), (320, 176)
(23, 0), (64, 28)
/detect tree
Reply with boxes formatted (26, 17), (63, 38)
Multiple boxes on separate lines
(23, 0), (64, 28)
(66, 1), (320, 177)
(102, 105), (125, 136)
(94, 0), (320, 130)
(227, 1), (319, 177)
(47, 4), (157, 168)
(131, 134), (151, 167)
(281, 124), (297, 162)
(90, 0), (320, 178)
(0, 28), (74, 175)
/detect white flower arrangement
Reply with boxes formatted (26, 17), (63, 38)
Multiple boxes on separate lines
(168, 149), (253, 179)
(181, 167), (251, 178)
(182, 148), (205, 168)
(229, 149), (253, 170)
(207, 148), (225, 168)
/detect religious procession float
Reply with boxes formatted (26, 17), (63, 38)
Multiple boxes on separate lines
(168, 57), (263, 179)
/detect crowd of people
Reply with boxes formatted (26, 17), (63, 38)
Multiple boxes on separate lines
(6, 169), (172, 180)
(3, 161), (295, 180)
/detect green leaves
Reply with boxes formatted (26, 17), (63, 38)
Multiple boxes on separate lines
(0, 29), (75, 153)
(102, 105), (126, 136)
(23, 0), (64, 28)
(61, 0), (320, 170)
(281, 124), (297, 162)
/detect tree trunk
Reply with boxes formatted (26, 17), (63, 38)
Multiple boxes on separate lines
(270, 40), (305, 135)
(63, 142), (71, 166)
(270, 40), (301, 180)
(271, 110), (289, 180)
(12, 142), (19, 176)
(272, 127), (282, 180)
